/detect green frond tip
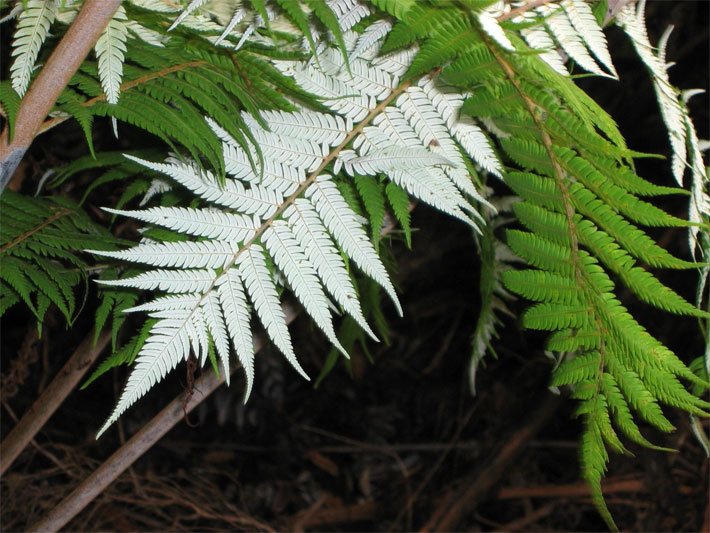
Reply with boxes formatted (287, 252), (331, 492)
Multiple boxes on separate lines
(581, 420), (618, 532)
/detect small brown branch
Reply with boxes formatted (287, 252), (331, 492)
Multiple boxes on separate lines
(0, 331), (111, 476)
(499, 500), (558, 531)
(28, 307), (294, 532)
(38, 60), (208, 135)
(420, 394), (561, 532)
(0, 207), (71, 254)
(0, 0), (122, 191)
(498, 0), (559, 22)
(496, 477), (646, 500)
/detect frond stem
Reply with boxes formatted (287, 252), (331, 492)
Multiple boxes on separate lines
(498, 0), (560, 22)
(38, 60), (209, 135)
(0, 207), (72, 254)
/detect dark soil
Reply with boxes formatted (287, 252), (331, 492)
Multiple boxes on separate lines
(1, 2), (708, 531)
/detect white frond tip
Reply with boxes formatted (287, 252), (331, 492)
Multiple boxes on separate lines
(284, 199), (379, 342)
(306, 176), (403, 316)
(215, 8), (246, 45)
(263, 221), (349, 358)
(238, 246), (310, 380)
(541, 4), (615, 79)
(168, 0), (208, 31)
(477, 11), (515, 52)
(217, 270), (254, 398)
(561, 0), (618, 78)
(96, 316), (193, 437)
(201, 291), (231, 386)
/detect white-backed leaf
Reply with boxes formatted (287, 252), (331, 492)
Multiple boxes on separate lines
(477, 10), (515, 52)
(97, 315), (192, 436)
(95, 6), (128, 105)
(263, 221), (347, 355)
(617, 1), (688, 184)
(306, 175), (402, 315)
(125, 293), (202, 314)
(97, 269), (216, 293)
(202, 289), (231, 385)
(285, 199), (377, 340)
(341, 145), (452, 175)
(125, 155), (281, 217)
(217, 270), (254, 395)
(90, 240), (237, 269)
(238, 245), (309, 379)
(169, 0), (208, 31)
(541, 4), (611, 78)
(561, 0), (617, 77)
(105, 207), (259, 242)
(10, 0), (58, 96)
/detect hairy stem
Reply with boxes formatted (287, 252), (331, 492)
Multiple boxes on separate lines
(0, 0), (122, 192)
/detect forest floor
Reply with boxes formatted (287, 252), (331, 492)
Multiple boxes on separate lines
(1, 2), (709, 532)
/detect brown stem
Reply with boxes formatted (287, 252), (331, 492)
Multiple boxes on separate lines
(0, 0), (122, 191)
(38, 60), (208, 136)
(0, 207), (71, 254)
(28, 307), (289, 533)
(420, 394), (561, 531)
(0, 330), (110, 476)
(498, 0), (559, 22)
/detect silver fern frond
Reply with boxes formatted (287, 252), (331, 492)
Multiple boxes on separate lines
(10, 0), (58, 96)
(91, 22), (499, 435)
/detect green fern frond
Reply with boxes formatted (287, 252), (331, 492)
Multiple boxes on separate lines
(0, 191), (123, 328)
(0, 81), (22, 141)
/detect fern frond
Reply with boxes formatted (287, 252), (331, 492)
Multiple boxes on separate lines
(0, 191), (121, 327)
(10, 0), (57, 97)
(616, 1), (687, 184)
(92, 22), (503, 435)
(95, 5), (129, 105)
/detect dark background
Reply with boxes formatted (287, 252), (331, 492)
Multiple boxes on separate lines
(1, 2), (708, 531)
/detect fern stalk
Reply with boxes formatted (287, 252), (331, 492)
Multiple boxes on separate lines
(0, 0), (122, 190)
(0, 330), (111, 476)
(0, 207), (72, 253)
(37, 60), (209, 136)
(498, 0), (559, 22)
